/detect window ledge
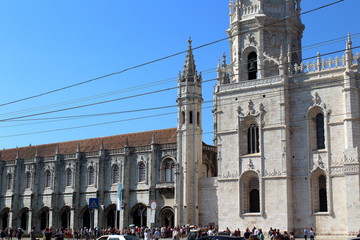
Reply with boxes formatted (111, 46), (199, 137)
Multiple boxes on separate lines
(241, 212), (262, 217)
(312, 211), (330, 216)
(241, 153), (261, 157)
(312, 149), (327, 153)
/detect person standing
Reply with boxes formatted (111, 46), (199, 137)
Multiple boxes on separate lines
(303, 228), (308, 240)
(16, 228), (23, 240)
(30, 227), (36, 240)
(154, 228), (160, 240)
(144, 229), (151, 240)
(309, 228), (315, 240)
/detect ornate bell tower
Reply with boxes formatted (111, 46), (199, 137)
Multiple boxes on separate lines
(176, 39), (203, 226)
(227, 0), (304, 82)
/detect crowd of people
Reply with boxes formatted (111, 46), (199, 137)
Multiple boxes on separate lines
(0, 225), (359, 240)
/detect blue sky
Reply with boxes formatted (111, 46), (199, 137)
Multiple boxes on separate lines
(0, 0), (359, 149)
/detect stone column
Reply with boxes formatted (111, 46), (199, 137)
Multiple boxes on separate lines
(9, 210), (13, 228)
(70, 208), (75, 231)
(27, 210), (33, 232)
(48, 209), (53, 228)
(93, 209), (99, 228)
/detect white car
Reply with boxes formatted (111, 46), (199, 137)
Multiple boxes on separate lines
(97, 235), (140, 240)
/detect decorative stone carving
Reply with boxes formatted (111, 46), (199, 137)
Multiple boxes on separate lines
(313, 154), (325, 169)
(238, 99), (266, 128)
(247, 159), (254, 169)
(264, 169), (284, 177)
(220, 171), (239, 179)
(245, 34), (257, 47)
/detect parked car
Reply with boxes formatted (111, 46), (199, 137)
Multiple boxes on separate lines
(97, 235), (141, 240)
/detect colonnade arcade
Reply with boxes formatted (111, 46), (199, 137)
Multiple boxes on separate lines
(0, 204), (176, 231)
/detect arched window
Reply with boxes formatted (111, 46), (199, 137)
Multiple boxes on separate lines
(316, 113), (325, 149)
(25, 172), (31, 189)
(45, 170), (51, 188)
(88, 167), (95, 185)
(7, 174), (13, 190)
(189, 111), (193, 124)
(182, 111), (185, 124)
(247, 124), (259, 154)
(112, 165), (120, 184)
(319, 175), (328, 212)
(248, 52), (258, 80)
(164, 160), (176, 183)
(249, 178), (260, 212)
(311, 170), (328, 213)
(66, 169), (72, 187)
(138, 162), (146, 182)
(241, 172), (260, 214)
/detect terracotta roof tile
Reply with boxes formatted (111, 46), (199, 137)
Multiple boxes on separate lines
(0, 128), (177, 161)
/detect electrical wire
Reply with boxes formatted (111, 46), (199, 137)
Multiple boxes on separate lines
(0, 0), (345, 108)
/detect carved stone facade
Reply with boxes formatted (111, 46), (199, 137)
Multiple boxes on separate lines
(215, 0), (360, 237)
(1, 0), (360, 238)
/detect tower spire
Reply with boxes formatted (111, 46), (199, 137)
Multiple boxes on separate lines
(180, 38), (201, 82)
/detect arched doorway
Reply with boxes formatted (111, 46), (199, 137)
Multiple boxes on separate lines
(1, 209), (9, 229)
(159, 207), (174, 228)
(131, 204), (147, 227)
(19, 209), (28, 230)
(59, 206), (71, 229)
(39, 207), (49, 231)
(105, 205), (116, 228)
(82, 209), (91, 229)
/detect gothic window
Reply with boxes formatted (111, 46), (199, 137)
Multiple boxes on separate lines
(247, 124), (259, 154)
(248, 52), (258, 80)
(241, 172), (260, 214)
(88, 167), (95, 185)
(316, 113), (325, 149)
(248, 178), (260, 212)
(7, 173), (13, 190)
(164, 160), (176, 183)
(45, 170), (51, 188)
(311, 170), (328, 213)
(25, 172), (31, 189)
(66, 169), (72, 187)
(112, 165), (120, 184)
(138, 162), (146, 183)
(319, 175), (328, 212)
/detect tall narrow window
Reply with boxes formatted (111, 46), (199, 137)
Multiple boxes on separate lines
(197, 112), (200, 126)
(182, 111), (185, 124)
(248, 52), (258, 80)
(45, 170), (51, 188)
(138, 162), (146, 182)
(189, 111), (193, 124)
(247, 124), (259, 154)
(7, 174), (13, 190)
(319, 175), (328, 212)
(249, 178), (260, 212)
(316, 113), (325, 149)
(112, 165), (120, 184)
(164, 160), (176, 183)
(25, 172), (31, 189)
(88, 167), (95, 185)
(66, 169), (72, 187)
(172, 163), (176, 182)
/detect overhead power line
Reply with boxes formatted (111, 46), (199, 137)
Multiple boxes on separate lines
(0, 43), (358, 123)
(0, 0), (345, 108)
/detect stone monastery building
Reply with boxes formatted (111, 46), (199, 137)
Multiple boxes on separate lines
(1, 0), (360, 237)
